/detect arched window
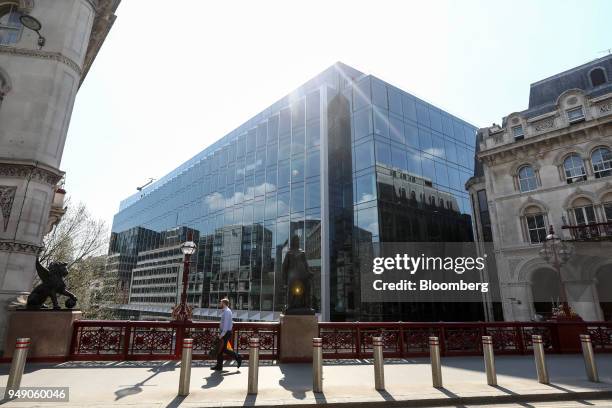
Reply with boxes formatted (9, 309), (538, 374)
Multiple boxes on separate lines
(0, 4), (22, 46)
(569, 197), (598, 239)
(589, 67), (607, 87)
(563, 154), (586, 184)
(592, 147), (612, 179)
(571, 197), (596, 226)
(410, 190), (416, 201)
(518, 165), (538, 192)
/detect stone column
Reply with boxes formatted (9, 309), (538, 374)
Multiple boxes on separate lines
(0, 0), (116, 351)
(565, 280), (601, 321)
(501, 282), (533, 321)
(0, 164), (63, 348)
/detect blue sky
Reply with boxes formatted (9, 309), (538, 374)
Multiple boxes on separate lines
(62, 0), (612, 227)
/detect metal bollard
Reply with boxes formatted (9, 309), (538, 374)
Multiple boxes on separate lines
(5, 338), (30, 398)
(429, 336), (443, 388)
(372, 336), (385, 391)
(248, 338), (259, 395)
(532, 335), (549, 384)
(482, 336), (497, 386)
(178, 337), (193, 396)
(580, 334), (599, 382)
(313, 337), (323, 393)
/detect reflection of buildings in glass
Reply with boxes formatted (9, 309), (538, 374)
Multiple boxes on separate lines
(105, 226), (160, 303)
(109, 62), (477, 321)
(130, 227), (200, 306)
(376, 163), (460, 212)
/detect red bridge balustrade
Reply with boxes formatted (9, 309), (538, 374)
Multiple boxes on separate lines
(69, 320), (611, 361)
(318, 321), (612, 359)
(70, 320), (280, 361)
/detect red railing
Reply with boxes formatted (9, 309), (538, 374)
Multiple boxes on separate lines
(70, 320), (280, 361)
(70, 320), (612, 361)
(318, 321), (612, 359)
(562, 221), (612, 241)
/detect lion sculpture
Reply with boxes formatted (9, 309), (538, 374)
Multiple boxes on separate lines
(26, 258), (78, 309)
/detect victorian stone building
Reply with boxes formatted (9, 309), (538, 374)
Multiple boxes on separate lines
(468, 55), (612, 322)
(0, 0), (119, 348)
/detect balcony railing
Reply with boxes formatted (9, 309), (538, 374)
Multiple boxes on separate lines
(562, 221), (612, 241)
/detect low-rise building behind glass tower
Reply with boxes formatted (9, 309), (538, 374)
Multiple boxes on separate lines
(109, 62), (478, 322)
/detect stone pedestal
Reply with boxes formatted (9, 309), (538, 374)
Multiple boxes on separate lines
(552, 315), (585, 353)
(3, 310), (82, 360)
(279, 314), (318, 362)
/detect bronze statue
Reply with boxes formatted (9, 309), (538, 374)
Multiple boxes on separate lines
(281, 235), (315, 315)
(26, 258), (77, 309)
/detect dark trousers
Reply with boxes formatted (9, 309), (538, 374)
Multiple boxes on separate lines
(216, 331), (239, 367)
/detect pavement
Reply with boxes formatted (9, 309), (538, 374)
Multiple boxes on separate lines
(0, 355), (612, 407)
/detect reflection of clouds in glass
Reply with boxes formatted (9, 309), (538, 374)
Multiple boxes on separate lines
(292, 169), (299, 177)
(205, 182), (276, 210)
(424, 148), (444, 157)
(357, 193), (376, 203)
(358, 207), (379, 236)
(365, 222), (379, 235)
(277, 201), (289, 216)
(253, 182), (266, 196)
(205, 192), (225, 211)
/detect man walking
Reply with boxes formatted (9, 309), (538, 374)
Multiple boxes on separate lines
(211, 297), (242, 371)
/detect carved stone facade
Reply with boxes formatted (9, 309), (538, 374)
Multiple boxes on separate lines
(468, 55), (612, 322)
(0, 0), (119, 350)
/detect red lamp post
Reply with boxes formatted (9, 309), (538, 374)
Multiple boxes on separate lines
(172, 240), (197, 322)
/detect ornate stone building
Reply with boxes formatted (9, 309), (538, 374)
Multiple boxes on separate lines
(0, 0), (119, 347)
(468, 55), (612, 322)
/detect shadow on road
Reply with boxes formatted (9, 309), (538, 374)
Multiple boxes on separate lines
(279, 364), (311, 400)
(113, 361), (177, 401)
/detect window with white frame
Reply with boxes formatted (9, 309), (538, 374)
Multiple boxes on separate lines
(566, 106), (585, 123)
(0, 5), (22, 46)
(592, 147), (612, 178)
(518, 165), (538, 192)
(572, 205), (596, 225)
(525, 213), (547, 244)
(563, 154), (587, 184)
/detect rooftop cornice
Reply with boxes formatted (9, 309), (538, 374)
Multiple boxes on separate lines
(477, 115), (612, 164)
(80, 0), (120, 86)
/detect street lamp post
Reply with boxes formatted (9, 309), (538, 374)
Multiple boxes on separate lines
(172, 240), (197, 322)
(539, 225), (574, 319)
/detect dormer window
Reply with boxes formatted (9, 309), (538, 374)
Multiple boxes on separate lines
(512, 125), (524, 141)
(0, 5), (22, 46)
(589, 67), (607, 87)
(567, 106), (585, 123)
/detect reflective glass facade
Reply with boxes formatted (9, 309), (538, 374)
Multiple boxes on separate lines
(110, 63), (478, 321)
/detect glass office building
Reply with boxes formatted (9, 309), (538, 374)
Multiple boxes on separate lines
(110, 62), (478, 322)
